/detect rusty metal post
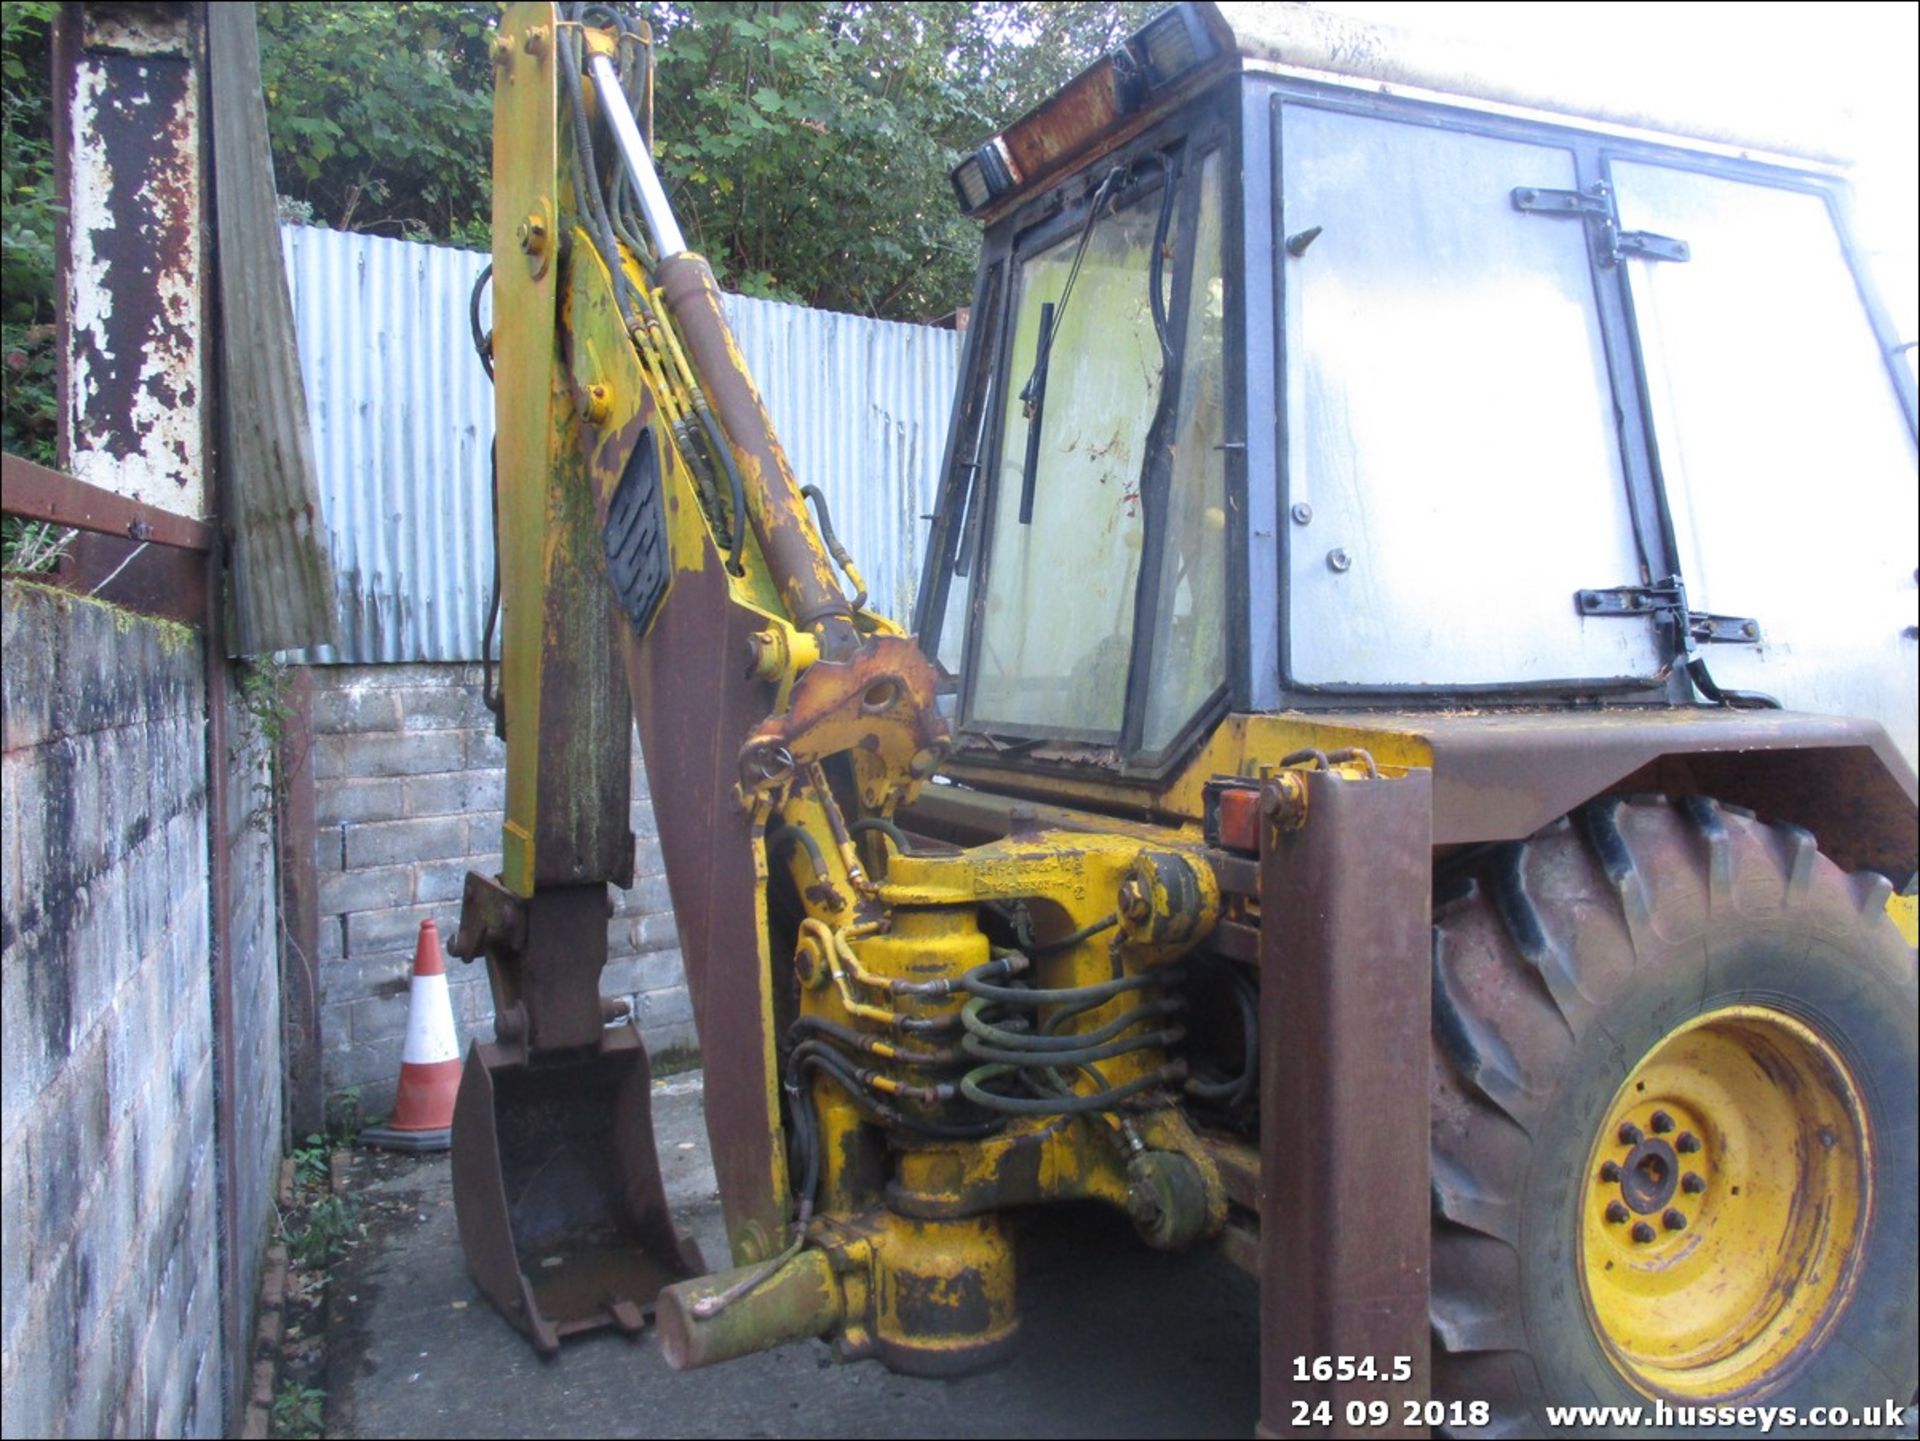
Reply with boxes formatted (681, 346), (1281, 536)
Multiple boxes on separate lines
(55, 3), (210, 517)
(54, 7), (253, 1427)
(1258, 767), (1433, 1438)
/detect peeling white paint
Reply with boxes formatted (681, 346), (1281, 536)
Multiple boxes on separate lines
(65, 61), (116, 452)
(82, 12), (191, 57)
(65, 41), (207, 521)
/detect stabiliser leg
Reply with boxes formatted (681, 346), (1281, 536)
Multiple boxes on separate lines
(1258, 767), (1433, 1438)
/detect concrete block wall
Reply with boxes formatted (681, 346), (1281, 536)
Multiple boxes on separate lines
(2, 583), (225, 1437)
(308, 663), (696, 1115)
(219, 677), (287, 1335)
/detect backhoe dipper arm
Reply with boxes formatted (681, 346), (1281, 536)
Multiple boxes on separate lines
(458, 1), (1228, 1371)
(452, 1), (948, 1340)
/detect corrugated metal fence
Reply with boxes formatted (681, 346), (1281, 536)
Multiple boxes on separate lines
(280, 224), (961, 663)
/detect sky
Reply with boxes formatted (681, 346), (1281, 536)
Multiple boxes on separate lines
(1304, 0), (1920, 334)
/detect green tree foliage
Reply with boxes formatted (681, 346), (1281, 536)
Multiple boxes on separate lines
(1, 0), (60, 463)
(257, 1), (498, 247)
(643, 1), (1156, 316)
(253, 1), (1155, 318)
(0, 0), (1158, 460)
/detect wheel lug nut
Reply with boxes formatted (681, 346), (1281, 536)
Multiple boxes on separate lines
(1675, 1132), (1701, 1154)
(1631, 1221), (1656, 1243)
(1681, 1173), (1706, 1195)
(1618, 1122), (1643, 1145)
(1599, 1161), (1621, 1182)
(1650, 1110), (1675, 1134)
(1605, 1200), (1629, 1224)
(1663, 1209), (1687, 1231)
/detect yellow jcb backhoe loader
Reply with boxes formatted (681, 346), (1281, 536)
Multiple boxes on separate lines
(447, 4), (1918, 1434)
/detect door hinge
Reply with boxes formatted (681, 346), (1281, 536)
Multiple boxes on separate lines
(1576, 578), (1760, 644)
(1512, 181), (1689, 268)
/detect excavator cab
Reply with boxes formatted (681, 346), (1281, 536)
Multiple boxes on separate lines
(916, 4), (1919, 779)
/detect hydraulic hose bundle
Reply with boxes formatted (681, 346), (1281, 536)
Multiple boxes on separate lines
(955, 950), (1190, 1115)
(554, 3), (750, 572)
(777, 903), (1203, 1202)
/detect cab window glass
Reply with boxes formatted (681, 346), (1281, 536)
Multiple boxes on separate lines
(1141, 151), (1228, 753)
(968, 182), (1166, 737)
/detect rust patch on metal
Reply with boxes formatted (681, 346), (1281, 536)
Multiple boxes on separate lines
(890, 1266), (993, 1339)
(655, 253), (857, 657)
(64, 12), (206, 514)
(739, 634), (949, 813)
(622, 534), (791, 1255)
(1001, 61), (1123, 183)
(803, 880), (849, 912)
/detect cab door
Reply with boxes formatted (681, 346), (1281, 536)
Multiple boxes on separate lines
(1610, 160), (1919, 771)
(1277, 104), (1664, 690)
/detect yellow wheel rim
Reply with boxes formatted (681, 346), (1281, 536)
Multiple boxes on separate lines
(1578, 1005), (1870, 1399)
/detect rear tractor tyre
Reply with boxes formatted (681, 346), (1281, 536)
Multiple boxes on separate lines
(1428, 796), (1917, 1437)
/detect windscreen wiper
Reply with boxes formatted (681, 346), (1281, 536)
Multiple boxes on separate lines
(1016, 165), (1125, 524)
(1016, 301), (1055, 525)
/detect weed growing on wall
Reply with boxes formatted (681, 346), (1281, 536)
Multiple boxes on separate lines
(234, 657), (300, 833)
(1, 515), (72, 572)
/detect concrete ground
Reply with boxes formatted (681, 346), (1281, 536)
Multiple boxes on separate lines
(328, 1073), (1261, 1439)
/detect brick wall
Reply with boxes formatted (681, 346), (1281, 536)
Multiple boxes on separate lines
(307, 663), (695, 1115)
(2, 584), (231, 1436)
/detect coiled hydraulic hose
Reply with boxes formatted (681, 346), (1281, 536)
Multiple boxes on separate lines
(1182, 968), (1259, 1106)
(951, 953), (1187, 1117)
(960, 1061), (1187, 1115)
(960, 959), (1164, 1008)
(959, 1025), (1187, 1070)
(786, 1042), (1000, 1142)
(960, 994), (1182, 1053)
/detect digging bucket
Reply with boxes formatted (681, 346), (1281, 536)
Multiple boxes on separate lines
(450, 1023), (705, 1353)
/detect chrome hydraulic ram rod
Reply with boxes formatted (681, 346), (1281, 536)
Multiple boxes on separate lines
(586, 51), (860, 657)
(589, 52), (686, 257)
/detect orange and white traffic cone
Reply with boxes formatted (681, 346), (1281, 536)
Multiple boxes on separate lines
(360, 919), (461, 1152)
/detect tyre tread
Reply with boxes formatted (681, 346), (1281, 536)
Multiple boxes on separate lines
(1429, 795), (1917, 1436)
(1431, 927), (1535, 1126)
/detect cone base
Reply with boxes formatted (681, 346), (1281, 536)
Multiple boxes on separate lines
(359, 1121), (452, 1153)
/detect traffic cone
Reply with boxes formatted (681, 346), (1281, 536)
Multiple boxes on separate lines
(359, 919), (461, 1152)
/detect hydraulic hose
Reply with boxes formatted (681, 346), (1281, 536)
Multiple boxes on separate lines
(959, 995), (1181, 1053)
(1183, 970), (1259, 1106)
(766, 825), (829, 882)
(789, 1044), (1000, 1140)
(789, 1015), (964, 1070)
(961, 961), (1165, 1008)
(961, 1062), (1186, 1115)
(1032, 912), (1119, 955)
(848, 817), (913, 853)
(959, 1026), (1187, 1069)
(800, 485), (869, 611)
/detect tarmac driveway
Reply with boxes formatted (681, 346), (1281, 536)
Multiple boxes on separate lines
(327, 1073), (1261, 1439)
